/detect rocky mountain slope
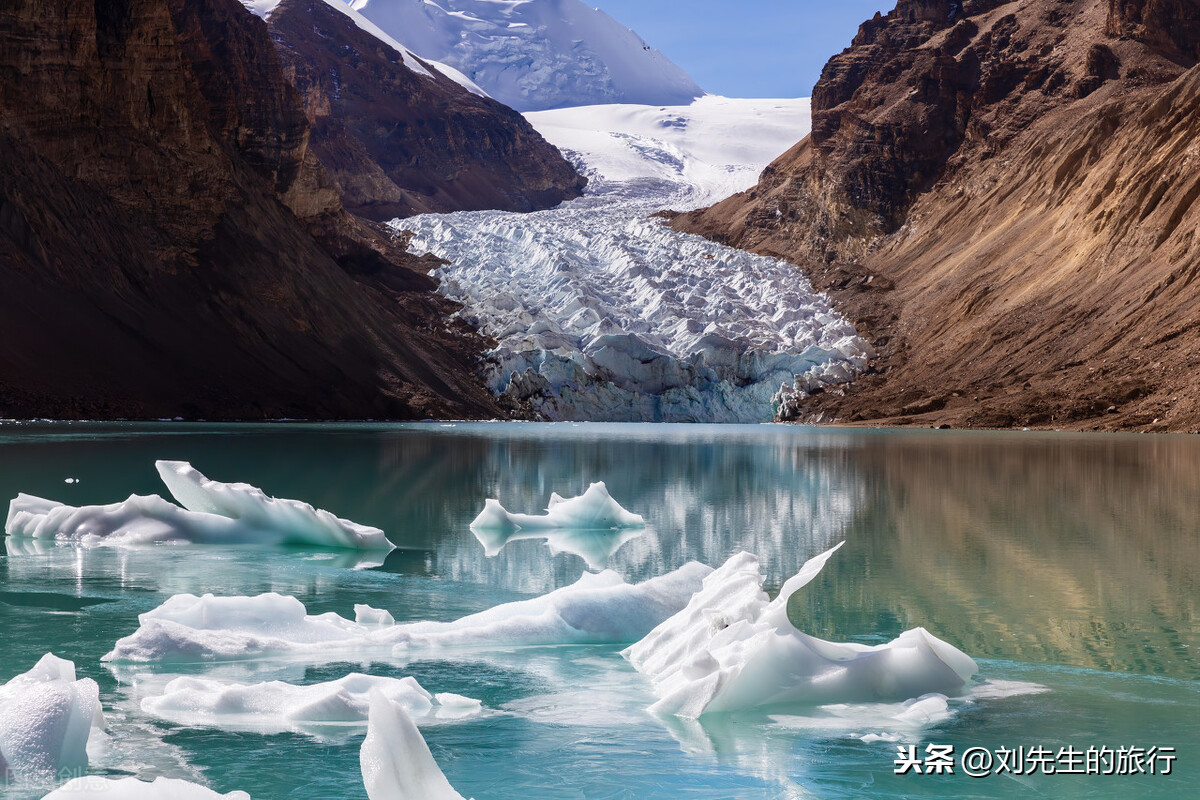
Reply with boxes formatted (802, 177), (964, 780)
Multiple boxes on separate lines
(0, 0), (505, 419)
(346, 0), (704, 111)
(260, 0), (585, 219)
(674, 0), (1200, 431)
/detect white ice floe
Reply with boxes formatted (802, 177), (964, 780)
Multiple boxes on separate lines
(140, 673), (481, 732)
(103, 563), (711, 663)
(623, 543), (978, 717)
(361, 690), (468, 800)
(470, 526), (644, 570)
(40, 776), (249, 800)
(0, 654), (106, 781)
(397, 97), (869, 423)
(470, 482), (645, 532)
(3, 462), (392, 552)
(155, 461), (393, 551)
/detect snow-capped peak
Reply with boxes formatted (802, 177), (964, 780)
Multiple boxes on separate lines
(239, 0), (487, 95)
(342, 0), (704, 111)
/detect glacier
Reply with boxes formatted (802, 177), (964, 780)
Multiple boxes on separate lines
(40, 777), (250, 800)
(395, 97), (870, 422)
(0, 654), (106, 782)
(343, 0), (702, 111)
(623, 544), (979, 717)
(361, 690), (467, 800)
(4, 461), (393, 552)
(140, 673), (481, 732)
(102, 563), (711, 663)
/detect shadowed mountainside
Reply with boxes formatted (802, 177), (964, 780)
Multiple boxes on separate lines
(0, 0), (513, 419)
(265, 0), (585, 220)
(674, 0), (1200, 431)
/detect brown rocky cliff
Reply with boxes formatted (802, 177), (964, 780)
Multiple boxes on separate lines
(265, 0), (585, 221)
(675, 0), (1200, 432)
(0, 0), (503, 419)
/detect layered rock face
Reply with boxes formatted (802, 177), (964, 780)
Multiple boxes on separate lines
(676, 0), (1200, 431)
(0, 0), (503, 419)
(266, 0), (585, 220)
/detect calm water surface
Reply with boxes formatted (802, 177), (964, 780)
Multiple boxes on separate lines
(0, 422), (1196, 799)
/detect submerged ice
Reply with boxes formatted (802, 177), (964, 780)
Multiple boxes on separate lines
(4, 461), (392, 552)
(103, 563), (711, 663)
(40, 777), (250, 800)
(624, 543), (978, 717)
(0, 654), (106, 782)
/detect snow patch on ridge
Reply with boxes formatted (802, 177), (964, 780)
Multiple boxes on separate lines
(239, 0), (486, 94)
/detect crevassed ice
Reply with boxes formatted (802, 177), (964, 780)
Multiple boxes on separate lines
(394, 99), (870, 422)
(141, 673), (481, 732)
(102, 563), (711, 663)
(0, 654), (106, 782)
(40, 776), (250, 800)
(623, 543), (979, 717)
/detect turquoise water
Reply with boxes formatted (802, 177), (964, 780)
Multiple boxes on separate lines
(0, 422), (1196, 799)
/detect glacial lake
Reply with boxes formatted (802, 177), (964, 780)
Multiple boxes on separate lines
(0, 422), (1196, 799)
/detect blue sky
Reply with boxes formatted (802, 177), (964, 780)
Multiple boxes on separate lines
(592, 1), (894, 97)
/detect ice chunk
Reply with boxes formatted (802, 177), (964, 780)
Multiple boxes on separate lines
(4, 463), (392, 552)
(0, 654), (105, 781)
(387, 562), (709, 652)
(5, 493), (247, 548)
(623, 543), (978, 717)
(40, 776), (249, 799)
(361, 690), (468, 800)
(103, 564), (711, 663)
(140, 673), (480, 731)
(469, 482), (644, 531)
(470, 525), (643, 569)
(355, 604), (396, 627)
(155, 461), (393, 551)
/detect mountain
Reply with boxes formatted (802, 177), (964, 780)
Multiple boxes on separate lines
(343, 0), (704, 111)
(0, 0), (504, 420)
(248, 0), (585, 218)
(674, 0), (1200, 432)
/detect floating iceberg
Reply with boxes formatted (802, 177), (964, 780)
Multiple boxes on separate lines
(623, 543), (978, 717)
(40, 776), (249, 799)
(470, 482), (645, 532)
(3, 461), (392, 552)
(361, 690), (467, 800)
(155, 461), (393, 551)
(6, 493), (256, 548)
(471, 525), (644, 570)
(104, 563), (710, 663)
(141, 673), (481, 732)
(0, 654), (106, 781)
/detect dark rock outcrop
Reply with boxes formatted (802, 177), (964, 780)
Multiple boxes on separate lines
(0, 0), (503, 420)
(265, 0), (585, 220)
(675, 0), (1200, 432)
